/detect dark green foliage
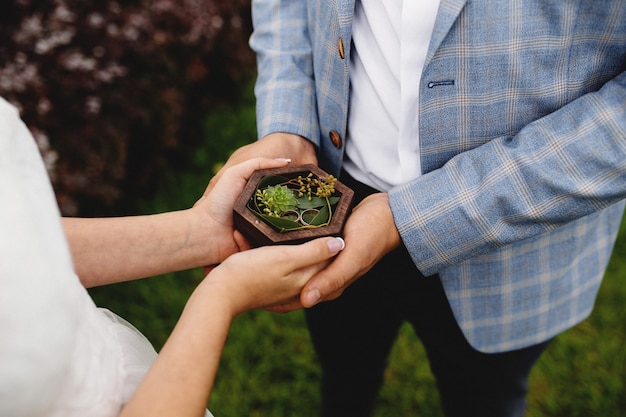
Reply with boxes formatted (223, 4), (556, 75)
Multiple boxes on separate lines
(0, 0), (254, 215)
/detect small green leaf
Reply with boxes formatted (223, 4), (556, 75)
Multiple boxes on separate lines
(296, 196), (327, 209)
(296, 195), (340, 209)
(308, 205), (331, 226)
(250, 210), (302, 231)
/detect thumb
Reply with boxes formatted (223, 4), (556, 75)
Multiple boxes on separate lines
(282, 236), (345, 270)
(306, 236), (345, 260)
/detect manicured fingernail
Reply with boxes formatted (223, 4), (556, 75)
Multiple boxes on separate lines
(274, 158), (292, 163)
(304, 289), (321, 307)
(327, 237), (345, 254)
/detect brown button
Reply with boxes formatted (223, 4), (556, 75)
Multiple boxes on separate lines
(329, 130), (342, 148)
(337, 37), (345, 59)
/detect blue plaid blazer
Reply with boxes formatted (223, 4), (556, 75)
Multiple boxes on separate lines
(250, 0), (626, 352)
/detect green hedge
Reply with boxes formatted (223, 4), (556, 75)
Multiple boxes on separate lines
(1, 0), (254, 216)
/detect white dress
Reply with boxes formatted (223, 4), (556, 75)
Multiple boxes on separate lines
(0, 98), (213, 417)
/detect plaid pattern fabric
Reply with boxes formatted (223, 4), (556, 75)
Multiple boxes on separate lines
(250, 0), (626, 352)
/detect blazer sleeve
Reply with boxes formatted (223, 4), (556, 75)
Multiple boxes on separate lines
(389, 70), (626, 276)
(249, 0), (320, 145)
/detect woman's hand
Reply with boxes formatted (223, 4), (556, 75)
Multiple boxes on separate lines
(120, 236), (344, 417)
(191, 157), (293, 265)
(299, 193), (401, 307)
(198, 236), (346, 316)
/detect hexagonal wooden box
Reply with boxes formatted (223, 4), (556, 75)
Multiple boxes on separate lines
(233, 164), (354, 247)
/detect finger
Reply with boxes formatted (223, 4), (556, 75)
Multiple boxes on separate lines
(202, 145), (251, 195)
(203, 264), (216, 276)
(204, 157), (291, 198)
(300, 249), (358, 308)
(233, 230), (252, 251)
(278, 237), (345, 272)
(202, 173), (221, 195)
(246, 238), (343, 307)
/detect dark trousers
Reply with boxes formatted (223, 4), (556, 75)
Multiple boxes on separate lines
(304, 171), (550, 417)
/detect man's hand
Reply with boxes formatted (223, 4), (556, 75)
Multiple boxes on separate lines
(193, 157), (291, 265)
(300, 193), (401, 307)
(266, 193), (402, 312)
(202, 236), (346, 316)
(204, 132), (317, 196)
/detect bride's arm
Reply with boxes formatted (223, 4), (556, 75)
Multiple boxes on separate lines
(119, 236), (345, 417)
(63, 158), (291, 288)
(62, 210), (221, 287)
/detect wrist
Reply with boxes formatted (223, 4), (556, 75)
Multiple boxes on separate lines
(194, 268), (244, 318)
(183, 207), (228, 268)
(261, 132), (317, 165)
(364, 193), (402, 252)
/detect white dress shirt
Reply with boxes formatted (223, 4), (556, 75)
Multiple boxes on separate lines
(344, 0), (441, 191)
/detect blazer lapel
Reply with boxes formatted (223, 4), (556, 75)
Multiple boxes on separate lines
(426, 0), (468, 65)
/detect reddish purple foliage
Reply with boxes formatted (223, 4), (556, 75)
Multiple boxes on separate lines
(0, 0), (254, 215)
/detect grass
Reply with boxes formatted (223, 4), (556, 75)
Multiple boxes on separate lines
(208, 222), (626, 417)
(89, 96), (626, 416)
